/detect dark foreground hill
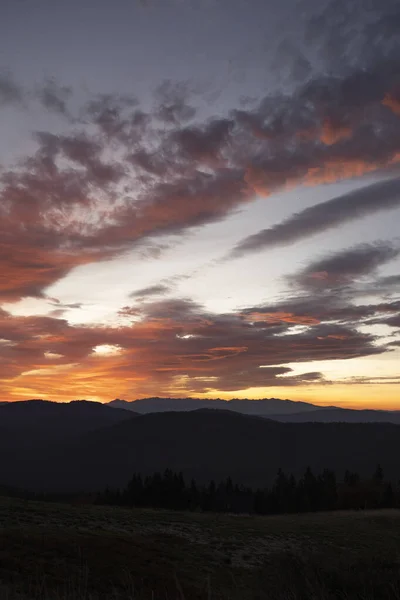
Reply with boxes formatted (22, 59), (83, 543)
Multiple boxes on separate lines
(0, 399), (135, 460)
(0, 399), (134, 440)
(2, 406), (400, 492)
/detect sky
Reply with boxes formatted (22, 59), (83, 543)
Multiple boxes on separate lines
(0, 0), (399, 408)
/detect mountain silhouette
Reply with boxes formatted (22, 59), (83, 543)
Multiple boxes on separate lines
(0, 399), (134, 453)
(107, 397), (400, 423)
(108, 397), (331, 415)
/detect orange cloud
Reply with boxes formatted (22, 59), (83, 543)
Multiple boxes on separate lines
(297, 120), (352, 146)
(208, 346), (248, 359)
(0, 291), (391, 402)
(302, 158), (392, 186)
(317, 334), (348, 340)
(0, 244), (95, 301)
(244, 153), (400, 198)
(246, 312), (320, 325)
(320, 119), (352, 146)
(383, 92), (400, 116)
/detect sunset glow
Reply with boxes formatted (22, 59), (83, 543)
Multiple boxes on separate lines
(0, 0), (399, 409)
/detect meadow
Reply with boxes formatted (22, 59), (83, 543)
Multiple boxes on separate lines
(1, 496), (400, 599)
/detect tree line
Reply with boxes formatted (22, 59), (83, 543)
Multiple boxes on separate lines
(95, 464), (399, 514)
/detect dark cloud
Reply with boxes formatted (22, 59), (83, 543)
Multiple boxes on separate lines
(153, 80), (196, 125)
(236, 60), (400, 195)
(0, 0), (400, 305)
(241, 298), (400, 330)
(127, 149), (171, 178)
(230, 177), (400, 257)
(82, 93), (139, 140)
(334, 374), (400, 385)
(78, 167), (250, 253)
(383, 313), (400, 328)
(171, 118), (234, 167)
(56, 133), (125, 185)
(377, 274), (400, 289)
(129, 284), (171, 298)
(37, 78), (73, 118)
(138, 298), (204, 321)
(0, 72), (74, 115)
(303, 0), (400, 73)
(0, 243), (96, 302)
(237, 238), (400, 340)
(47, 298), (83, 310)
(293, 243), (400, 291)
(0, 71), (24, 107)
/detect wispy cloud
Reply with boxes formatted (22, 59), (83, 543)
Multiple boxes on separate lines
(0, 70), (24, 107)
(230, 178), (400, 258)
(36, 78), (74, 119)
(129, 284), (171, 298)
(292, 242), (400, 291)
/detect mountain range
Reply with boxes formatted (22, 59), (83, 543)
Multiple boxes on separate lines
(108, 396), (327, 415)
(107, 397), (400, 423)
(1, 398), (400, 493)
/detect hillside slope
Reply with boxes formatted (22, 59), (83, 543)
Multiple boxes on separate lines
(0, 399), (135, 453)
(2, 408), (400, 492)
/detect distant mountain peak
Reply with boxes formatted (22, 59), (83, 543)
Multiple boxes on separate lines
(107, 396), (327, 416)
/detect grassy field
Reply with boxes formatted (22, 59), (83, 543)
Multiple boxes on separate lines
(1, 497), (400, 599)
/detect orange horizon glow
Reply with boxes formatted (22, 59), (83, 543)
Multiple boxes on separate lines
(2, 370), (400, 411)
(0, 68), (399, 416)
(2, 387), (400, 411)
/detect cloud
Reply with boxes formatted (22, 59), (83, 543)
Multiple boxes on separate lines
(241, 298), (400, 330)
(0, 293), (386, 399)
(0, 230), (397, 400)
(230, 177), (400, 258)
(0, 71), (24, 107)
(237, 239), (400, 339)
(292, 243), (400, 291)
(32, 131), (125, 186)
(82, 92), (139, 139)
(36, 78), (73, 118)
(0, 72), (74, 115)
(382, 313), (400, 328)
(0, 0), (399, 307)
(129, 284), (171, 298)
(244, 311), (320, 326)
(153, 80), (197, 125)
(0, 244), (94, 302)
(171, 118), (234, 167)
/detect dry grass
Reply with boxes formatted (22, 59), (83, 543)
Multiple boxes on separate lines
(1, 498), (400, 599)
